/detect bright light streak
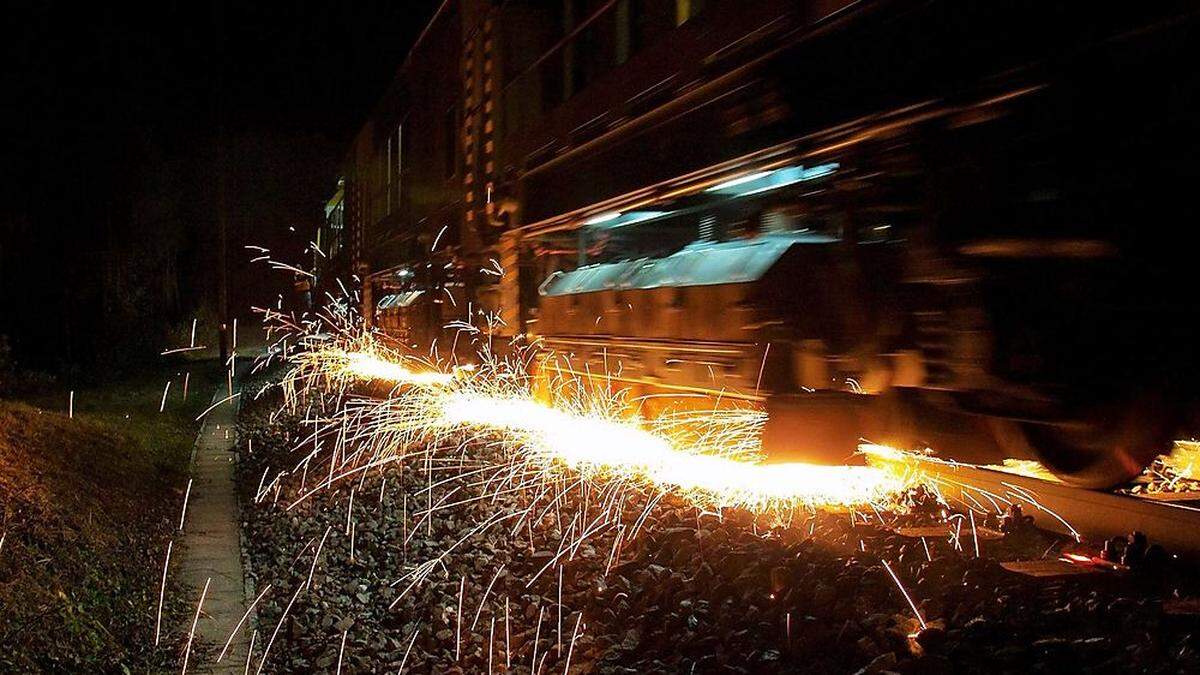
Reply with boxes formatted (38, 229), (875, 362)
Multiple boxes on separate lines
(290, 345), (459, 389)
(881, 559), (926, 630)
(295, 344), (916, 512)
(705, 170), (773, 192)
(341, 351), (456, 387)
(438, 393), (909, 510)
(583, 211), (620, 225)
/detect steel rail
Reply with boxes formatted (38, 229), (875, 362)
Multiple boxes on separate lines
(879, 454), (1200, 559)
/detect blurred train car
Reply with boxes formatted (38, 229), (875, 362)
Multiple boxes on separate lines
(318, 0), (1200, 487)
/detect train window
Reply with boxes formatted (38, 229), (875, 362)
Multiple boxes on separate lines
(509, 0), (662, 112)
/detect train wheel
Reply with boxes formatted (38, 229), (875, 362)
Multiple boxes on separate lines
(1020, 394), (1176, 489)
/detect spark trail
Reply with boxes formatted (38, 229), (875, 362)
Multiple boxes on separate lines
(308, 345), (915, 513)
(438, 392), (908, 511)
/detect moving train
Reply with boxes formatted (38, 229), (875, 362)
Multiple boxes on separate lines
(316, 0), (1200, 487)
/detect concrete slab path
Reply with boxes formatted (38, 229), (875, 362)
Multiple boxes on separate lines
(179, 384), (253, 672)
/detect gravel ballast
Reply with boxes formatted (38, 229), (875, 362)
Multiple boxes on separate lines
(234, 381), (1200, 673)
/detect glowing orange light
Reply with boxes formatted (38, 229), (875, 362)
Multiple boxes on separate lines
(298, 347), (918, 513)
(438, 393), (912, 511)
(342, 351), (457, 386)
(1160, 441), (1200, 481)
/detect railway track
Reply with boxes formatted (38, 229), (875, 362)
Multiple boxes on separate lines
(878, 452), (1200, 560)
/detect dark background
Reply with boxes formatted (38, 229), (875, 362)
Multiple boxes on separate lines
(1, 0), (437, 376)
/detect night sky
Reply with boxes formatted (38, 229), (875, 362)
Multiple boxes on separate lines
(1, 1), (437, 371)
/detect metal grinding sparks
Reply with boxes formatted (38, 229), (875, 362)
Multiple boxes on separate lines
(340, 351), (457, 387)
(294, 346), (458, 388)
(438, 393), (910, 510)
(313, 347), (916, 512)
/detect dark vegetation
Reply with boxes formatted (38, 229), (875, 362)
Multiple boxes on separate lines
(1, 1), (438, 375)
(0, 358), (221, 671)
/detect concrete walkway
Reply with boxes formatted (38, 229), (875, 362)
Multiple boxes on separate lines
(180, 384), (253, 672)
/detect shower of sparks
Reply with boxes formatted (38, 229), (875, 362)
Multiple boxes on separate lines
(205, 251), (1200, 674)
(867, 439), (1200, 494)
(860, 444), (1091, 545)
(307, 342), (917, 513)
(236, 292), (1015, 672)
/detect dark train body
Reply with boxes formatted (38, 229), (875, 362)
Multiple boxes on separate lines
(316, 0), (1200, 486)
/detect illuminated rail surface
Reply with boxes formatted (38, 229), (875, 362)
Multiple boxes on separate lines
(869, 448), (1200, 560)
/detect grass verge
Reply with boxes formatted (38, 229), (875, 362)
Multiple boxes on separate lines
(0, 357), (223, 671)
